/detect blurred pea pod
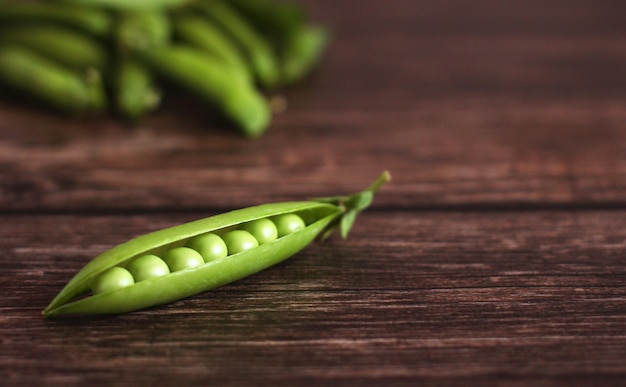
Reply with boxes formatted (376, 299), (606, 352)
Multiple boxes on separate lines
(0, 0), (329, 136)
(0, 24), (108, 72)
(280, 24), (329, 85)
(229, 0), (306, 38)
(192, 0), (280, 89)
(113, 11), (170, 120)
(60, 0), (191, 11)
(0, 1), (113, 38)
(116, 10), (171, 52)
(229, 0), (329, 85)
(114, 57), (161, 121)
(172, 13), (251, 82)
(141, 45), (270, 137)
(0, 46), (106, 114)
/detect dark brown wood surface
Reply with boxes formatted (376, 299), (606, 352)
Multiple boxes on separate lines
(1, 1), (625, 385)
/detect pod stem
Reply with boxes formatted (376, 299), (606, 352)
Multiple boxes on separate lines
(316, 171), (391, 239)
(366, 170), (392, 195)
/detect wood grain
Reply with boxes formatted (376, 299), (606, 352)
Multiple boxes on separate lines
(2, 96), (625, 211)
(1, 0), (625, 385)
(1, 1), (625, 212)
(2, 211), (626, 385)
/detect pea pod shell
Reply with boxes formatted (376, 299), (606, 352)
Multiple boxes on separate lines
(281, 24), (329, 85)
(116, 10), (171, 52)
(43, 201), (340, 316)
(0, 2), (113, 38)
(0, 45), (107, 114)
(193, 0), (281, 88)
(61, 0), (190, 11)
(114, 56), (161, 121)
(228, 0), (307, 37)
(172, 14), (251, 81)
(140, 45), (270, 137)
(0, 25), (108, 71)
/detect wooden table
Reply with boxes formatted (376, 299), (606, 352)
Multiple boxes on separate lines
(2, 1), (625, 385)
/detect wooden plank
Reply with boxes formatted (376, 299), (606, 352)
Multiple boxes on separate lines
(1, 96), (625, 211)
(1, 1), (625, 385)
(1, 1), (625, 211)
(1, 211), (625, 384)
(309, 0), (626, 38)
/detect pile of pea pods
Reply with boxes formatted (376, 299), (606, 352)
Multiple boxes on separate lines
(0, 0), (329, 137)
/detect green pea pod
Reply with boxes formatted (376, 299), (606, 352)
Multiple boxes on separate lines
(0, 24), (108, 72)
(116, 10), (171, 52)
(43, 172), (391, 317)
(112, 10), (169, 120)
(140, 45), (270, 137)
(192, 0), (281, 89)
(280, 24), (329, 85)
(59, 0), (191, 11)
(226, 0), (329, 86)
(114, 56), (161, 121)
(172, 13), (251, 81)
(0, 2), (113, 38)
(229, 0), (307, 39)
(0, 45), (107, 114)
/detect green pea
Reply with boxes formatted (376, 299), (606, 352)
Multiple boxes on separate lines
(186, 233), (228, 262)
(273, 213), (306, 237)
(163, 247), (205, 272)
(222, 230), (259, 255)
(91, 267), (134, 295)
(43, 172), (391, 317)
(240, 218), (278, 245)
(126, 254), (170, 282)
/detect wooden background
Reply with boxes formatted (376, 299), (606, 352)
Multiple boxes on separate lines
(1, 0), (625, 385)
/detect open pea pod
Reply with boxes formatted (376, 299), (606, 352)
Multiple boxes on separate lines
(43, 172), (390, 317)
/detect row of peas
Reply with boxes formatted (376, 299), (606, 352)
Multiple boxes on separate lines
(91, 213), (306, 294)
(0, 0), (329, 137)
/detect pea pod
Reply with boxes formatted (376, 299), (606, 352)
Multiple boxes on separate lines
(43, 172), (391, 317)
(113, 11), (170, 120)
(115, 10), (171, 52)
(140, 45), (270, 137)
(171, 13), (251, 81)
(0, 2), (113, 38)
(280, 24), (329, 85)
(60, 0), (190, 11)
(0, 45), (107, 114)
(227, 0), (328, 85)
(0, 24), (108, 72)
(228, 0), (307, 38)
(114, 56), (161, 121)
(192, 0), (281, 89)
